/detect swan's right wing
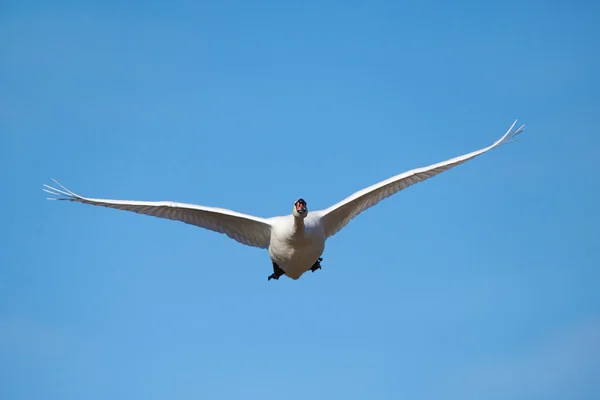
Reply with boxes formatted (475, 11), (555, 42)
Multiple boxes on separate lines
(317, 120), (525, 239)
(43, 180), (272, 249)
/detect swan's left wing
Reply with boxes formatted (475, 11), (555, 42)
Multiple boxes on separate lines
(43, 180), (272, 249)
(317, 120), (525, 239)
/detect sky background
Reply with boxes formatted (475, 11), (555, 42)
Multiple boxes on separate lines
(2, 1), (600, 399)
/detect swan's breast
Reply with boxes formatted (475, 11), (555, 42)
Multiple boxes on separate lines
(268, 216), (325, 278)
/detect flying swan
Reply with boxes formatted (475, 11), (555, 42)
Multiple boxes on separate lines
(43, 120), (525, 281)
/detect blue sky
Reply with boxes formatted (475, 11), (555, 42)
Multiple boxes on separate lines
(1, 1), (599, 399)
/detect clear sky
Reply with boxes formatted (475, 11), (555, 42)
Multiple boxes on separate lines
(2, 1), (599, 399)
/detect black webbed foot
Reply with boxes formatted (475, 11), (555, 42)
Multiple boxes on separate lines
(268, 262), (286, 281)
(310, 257), (323, 272)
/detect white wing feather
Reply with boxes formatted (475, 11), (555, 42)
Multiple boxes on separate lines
(317, 120), (525, 239)
(43, 179), (273, 249)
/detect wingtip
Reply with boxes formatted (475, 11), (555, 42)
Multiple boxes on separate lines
(495, 119), (526, 147)
(47, 178), (79, 197)
(512, 119), (526, 131)
(42, 178), (81, 200)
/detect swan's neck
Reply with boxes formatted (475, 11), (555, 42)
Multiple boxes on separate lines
(292, 217), (305, 234)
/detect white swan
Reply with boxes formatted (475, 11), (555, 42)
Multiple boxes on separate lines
(43, 120), (525, 280)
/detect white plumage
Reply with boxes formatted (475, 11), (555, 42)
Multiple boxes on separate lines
(44, 120), (525, 280)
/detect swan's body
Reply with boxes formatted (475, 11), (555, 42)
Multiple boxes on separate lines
(43, 121), (525, 281)
(268, 214), (326, 279)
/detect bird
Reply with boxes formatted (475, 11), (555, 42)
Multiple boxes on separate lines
(43, 120), (525, 281)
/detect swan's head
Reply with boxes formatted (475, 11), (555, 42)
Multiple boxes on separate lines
(293, 198), (308, 218)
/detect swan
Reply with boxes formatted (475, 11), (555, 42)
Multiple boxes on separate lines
(43, 120), (525, 281)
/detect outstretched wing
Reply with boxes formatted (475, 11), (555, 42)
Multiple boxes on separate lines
(43, 180), (273, 249)
(316, 120), (525, 239)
